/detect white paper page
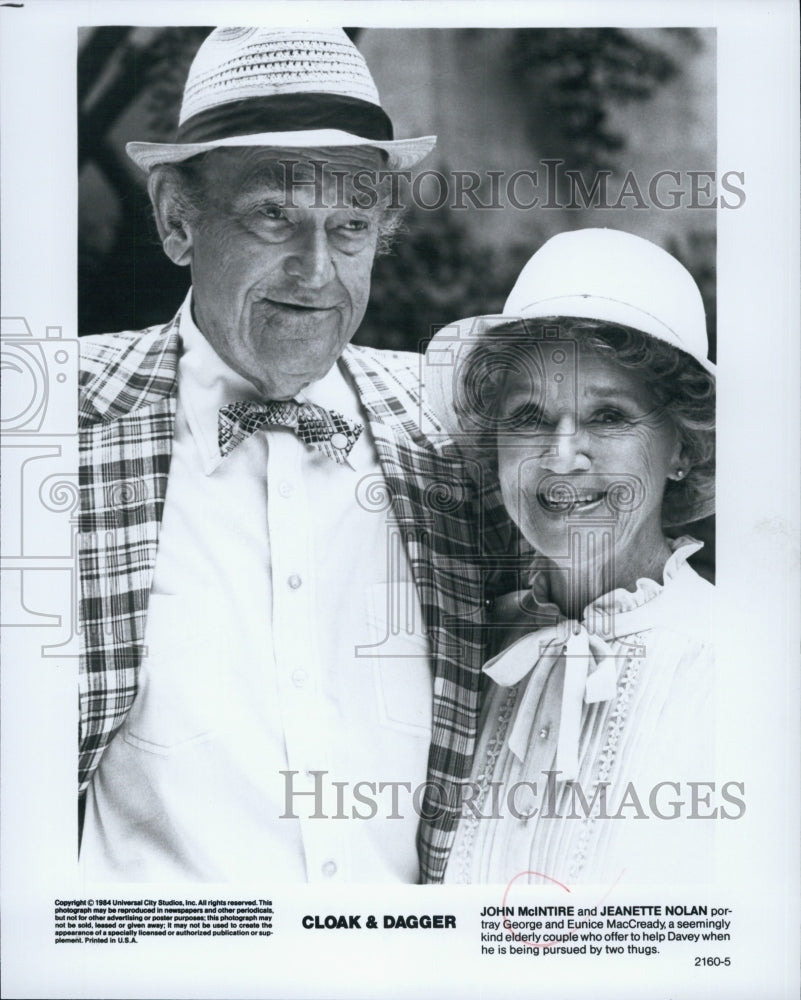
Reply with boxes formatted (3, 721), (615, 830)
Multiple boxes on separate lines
(1, 2), (798, 998)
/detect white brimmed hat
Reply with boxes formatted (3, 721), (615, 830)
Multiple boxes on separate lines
(423, 227), (716, 524)
(126, 27), (436, 172)
(425, 226), (715, 434)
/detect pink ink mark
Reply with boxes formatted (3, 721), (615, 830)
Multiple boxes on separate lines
(499, 868), (627, 949)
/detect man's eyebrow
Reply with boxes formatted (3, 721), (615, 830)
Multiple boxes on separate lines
(234, 182), (377, 212)
(238, 167), (292, 191)
(236, 181), (289, 201)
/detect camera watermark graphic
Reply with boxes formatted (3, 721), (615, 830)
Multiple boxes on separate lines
(1, 316), (81, 658)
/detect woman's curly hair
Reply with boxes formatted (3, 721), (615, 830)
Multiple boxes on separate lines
(456, 317), (715, 527)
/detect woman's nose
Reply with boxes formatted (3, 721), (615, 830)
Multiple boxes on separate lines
(284, 225), (336, 288)
(539, 415), (591, 473)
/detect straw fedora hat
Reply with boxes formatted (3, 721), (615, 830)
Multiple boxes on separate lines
(126, 27), (436, 172)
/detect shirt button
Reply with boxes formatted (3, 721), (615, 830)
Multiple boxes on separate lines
(321, 860), (338, 878)
(539, 727), (550, 739)
(278, 481), (293, 498)
(516, 790), (537, 819)
(292, 669), (308, 688)
(288, 574), (302, 590)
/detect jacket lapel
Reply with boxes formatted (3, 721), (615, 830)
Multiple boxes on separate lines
(77, 330), (511, 880)
(341, 346), (488, 880)
(78, 315), (182, 793)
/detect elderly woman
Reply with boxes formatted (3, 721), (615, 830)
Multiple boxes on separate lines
(425, 228), (717, 885)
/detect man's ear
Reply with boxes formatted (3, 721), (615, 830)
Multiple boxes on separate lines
(147, 168), (195, 267)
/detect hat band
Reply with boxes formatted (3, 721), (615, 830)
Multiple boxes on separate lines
(177, 92), (394, 144)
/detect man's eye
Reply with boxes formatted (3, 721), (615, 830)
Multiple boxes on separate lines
(256, 205), (288, 221)
(341, 218), (369, 232)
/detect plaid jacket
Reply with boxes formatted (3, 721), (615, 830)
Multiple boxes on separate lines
(78, 304), (519, 883)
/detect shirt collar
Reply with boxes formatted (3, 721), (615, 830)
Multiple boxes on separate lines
(177, 289), (373, 475)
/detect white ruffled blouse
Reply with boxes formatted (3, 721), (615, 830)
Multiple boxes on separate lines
(444, 538), (715, 886)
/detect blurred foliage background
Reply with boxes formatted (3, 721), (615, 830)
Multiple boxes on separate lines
(79, 27), (716, 358)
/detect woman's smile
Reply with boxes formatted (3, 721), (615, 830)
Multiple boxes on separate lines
(498, 344), (681, 592)
(535, 482), (608, 514)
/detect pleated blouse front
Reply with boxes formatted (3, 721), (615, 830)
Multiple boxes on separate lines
(445, 539), (715, 886)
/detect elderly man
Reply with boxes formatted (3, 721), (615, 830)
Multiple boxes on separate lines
(78, 27), (512, 883)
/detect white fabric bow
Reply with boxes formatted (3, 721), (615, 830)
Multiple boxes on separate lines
(482, 539), (704, 782)
(483, 622), (619, 781)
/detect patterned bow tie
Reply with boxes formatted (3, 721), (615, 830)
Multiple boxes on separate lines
(218, 400), (363, 464)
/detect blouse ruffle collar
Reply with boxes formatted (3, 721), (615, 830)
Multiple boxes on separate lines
(483, 536), (704, 780)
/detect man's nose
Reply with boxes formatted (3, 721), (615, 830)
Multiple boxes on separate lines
(284, 224), (335, 288)
(539, 415), (591, 473)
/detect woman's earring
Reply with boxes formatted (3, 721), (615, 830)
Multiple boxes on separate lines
(674, 469), (684, 479)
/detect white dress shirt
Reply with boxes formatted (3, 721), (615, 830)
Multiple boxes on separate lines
(81, 293), (432, 883)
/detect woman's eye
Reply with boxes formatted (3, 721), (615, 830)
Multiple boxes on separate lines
(504, 405), (545, 429)
(592, 408), (628, 425)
